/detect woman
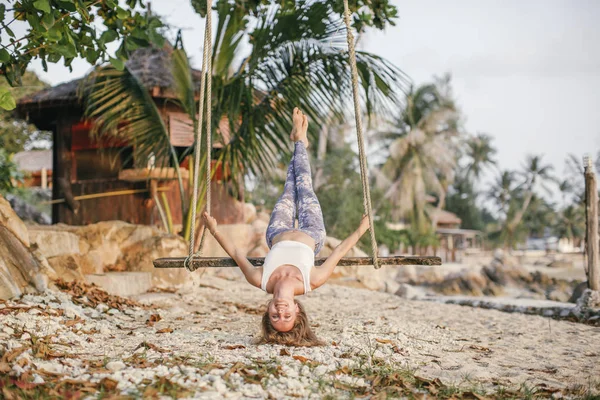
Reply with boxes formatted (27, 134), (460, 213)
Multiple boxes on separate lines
(203, 108), (370, 346)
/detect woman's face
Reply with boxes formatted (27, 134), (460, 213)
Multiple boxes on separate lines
(268, 299), (299, 332)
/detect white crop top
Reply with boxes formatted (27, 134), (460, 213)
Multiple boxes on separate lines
(261, 241), (314, 294)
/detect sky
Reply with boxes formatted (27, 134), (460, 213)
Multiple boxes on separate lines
(17, 0), (600, 189)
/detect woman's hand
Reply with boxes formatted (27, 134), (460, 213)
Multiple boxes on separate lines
(203, 212), (218, 235)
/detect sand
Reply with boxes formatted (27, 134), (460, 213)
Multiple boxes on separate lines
(1, 276), (598, 398)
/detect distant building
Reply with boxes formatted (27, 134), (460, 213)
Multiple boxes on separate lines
(13, 150), (52, 188)
(429, 208), (483, 262)
(386, 201), (483, 262)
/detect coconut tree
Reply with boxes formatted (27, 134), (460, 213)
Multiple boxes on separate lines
(553, 204), (585, 248)
(505, 155), (555, 234)
(82, 0), (408, 239)
(464, 133), (497, 182)
(487, 155), (555, 249)
(487, 170), (516, 219)
(522, 195), (556, 238)
(376, 80), (461, 230)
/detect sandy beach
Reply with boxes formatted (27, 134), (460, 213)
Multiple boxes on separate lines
(1, 276), (598, 398)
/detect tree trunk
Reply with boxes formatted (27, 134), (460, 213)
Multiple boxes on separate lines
(313, 119), (330, 191)
(507, 188), (534, 232)
(313, 113), (332, 191)
(503, 182), (535, 249)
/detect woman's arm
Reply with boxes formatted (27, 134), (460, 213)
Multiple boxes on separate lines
(203, 212), (262, 288)
(311, 215), (370, 289)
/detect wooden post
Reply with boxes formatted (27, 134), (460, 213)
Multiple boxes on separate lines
(41, 168), (47, 189)
(584, 156), (599, 291)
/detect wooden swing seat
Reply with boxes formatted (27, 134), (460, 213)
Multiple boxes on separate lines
(153, 256), (441, 269)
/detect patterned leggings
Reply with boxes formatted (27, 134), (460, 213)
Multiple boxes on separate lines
(266, 142), (326, 254)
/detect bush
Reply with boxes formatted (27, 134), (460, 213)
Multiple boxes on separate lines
(0, 149), (23, 193)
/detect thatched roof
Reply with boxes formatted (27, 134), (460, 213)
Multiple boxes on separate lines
(18, 46), (203, 109)
(430, 208), (462, 226)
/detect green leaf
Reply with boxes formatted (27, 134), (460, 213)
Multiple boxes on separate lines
(3, 63), (21, 86)
(55, 43), (77, 58)
(26, 13), (44, 32)
(47, 26), (62, 40)
(55, 0), (76, 12)
(148, 31), (164, 47)
(191, 0), (207, 17)
(0, 89), (16, 111)
(130, 27), (148, 40)
(0, 49), (9, 63)
(48, 53), (61, 63)
(4, 26), (14, 38)
(33, 0), (51, 13)
(85, 49), (98, 64)
(116, 8), (128, 19)
(124, 37), (140, 51)
(41, 12), (55, 28)
(0, 4), (6, 21)
(109, 57), (125, 71)
(100, 29), (118, 44)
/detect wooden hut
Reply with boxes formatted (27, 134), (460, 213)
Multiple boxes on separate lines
(16, 47), (243, 227)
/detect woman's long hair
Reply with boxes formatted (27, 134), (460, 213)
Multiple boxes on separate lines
(256, 300), (324, 347)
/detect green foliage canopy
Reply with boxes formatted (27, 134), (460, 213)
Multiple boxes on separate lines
(0, 71), (51, 153)
(190, 0), (398, 32)
(0, 0), (165, 109)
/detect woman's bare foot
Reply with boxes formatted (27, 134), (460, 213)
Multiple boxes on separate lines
(290, 107), (309, 148)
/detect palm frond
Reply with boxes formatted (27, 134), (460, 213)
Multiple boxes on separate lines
(171, 49), (197, 123)
(81, 65), (186, 214)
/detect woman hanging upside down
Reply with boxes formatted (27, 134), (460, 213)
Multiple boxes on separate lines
(203, 108), (370, 346)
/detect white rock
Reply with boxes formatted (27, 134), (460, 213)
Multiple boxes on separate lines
(96, 303), (109, 313)
(106, 361), (126, 372)
(3, 326), (14, 335)
(12, 364), (25, 375)
(32, 375), (45, 384)
(90, 311), (102, 319)
(213, 378), (228, 394)
(99, 326), (112, 335)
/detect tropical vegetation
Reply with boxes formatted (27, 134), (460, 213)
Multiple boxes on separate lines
(81, 0), (409, 240)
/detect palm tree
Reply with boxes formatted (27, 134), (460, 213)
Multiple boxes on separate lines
(464, 133), (497, 182)
(505, 155), (555, 234)
(487, 170), (516, 219)
(553, 204), (585, 248)
(83, 1), (409, 239)
(376, 81), (460, 229)
(522, 195), (556, 238)
(487, 155), (554, 249)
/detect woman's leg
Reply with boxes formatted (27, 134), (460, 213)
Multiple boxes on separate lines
(293, 142), (326, 254)
(265, 155), (297, 248)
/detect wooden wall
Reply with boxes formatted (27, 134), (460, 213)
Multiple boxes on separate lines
(51, 112), (244, 227)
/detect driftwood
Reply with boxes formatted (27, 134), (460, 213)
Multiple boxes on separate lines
(154, 256), (442, 270)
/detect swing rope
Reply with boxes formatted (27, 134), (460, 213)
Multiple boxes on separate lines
(342, 0), (380, 269)
(184, 0), (381, 270)
(185, 2), (213, 271)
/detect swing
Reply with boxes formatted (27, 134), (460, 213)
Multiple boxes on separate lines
(153, 0), (441, 272)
